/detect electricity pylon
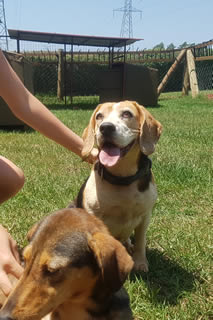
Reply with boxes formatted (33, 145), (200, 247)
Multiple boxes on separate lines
(114, 0), (142, 38)
(0, 0), (8, 50)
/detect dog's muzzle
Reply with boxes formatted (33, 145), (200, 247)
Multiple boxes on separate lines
(98, 122), (136, 168)
(100, 122), (116, 139)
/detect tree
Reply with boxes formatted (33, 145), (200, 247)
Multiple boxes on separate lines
(167, 43), (176, 50)
(153, 42), (165, 50)
(178, 42), (195, 49)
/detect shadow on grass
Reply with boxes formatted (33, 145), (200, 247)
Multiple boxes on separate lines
(40, 95), (163, 111)
(48, 103), (163, 111)
(47, 102), (98, 111)
(130, 248), (201, 305)
(0, 125), (34, 133)
(44, 95), (99, 111)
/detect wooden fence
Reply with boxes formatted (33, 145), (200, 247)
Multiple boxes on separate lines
(21, 39), (213, 97)
(23, 39), (213, 64)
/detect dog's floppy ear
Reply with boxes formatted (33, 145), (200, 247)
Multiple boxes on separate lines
(133, 102), (162, 155)
(87, 232), (133, 293)
(81, 104), (102, 159)
(27, 219), (44, 242)
(27, 223), (39, 242)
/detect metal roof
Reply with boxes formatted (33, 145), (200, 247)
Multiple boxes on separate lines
(8, 29), (142, 48)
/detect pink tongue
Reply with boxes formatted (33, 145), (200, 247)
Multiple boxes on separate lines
(99, 145), (121, 167)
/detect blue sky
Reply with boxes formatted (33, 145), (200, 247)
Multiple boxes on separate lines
(4, 0), (213, 50)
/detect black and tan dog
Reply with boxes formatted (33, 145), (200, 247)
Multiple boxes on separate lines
(72, 101), (162, 272)
(0, 208), (133, 320)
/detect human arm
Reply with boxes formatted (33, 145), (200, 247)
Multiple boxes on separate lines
(0, 50), (97, 161)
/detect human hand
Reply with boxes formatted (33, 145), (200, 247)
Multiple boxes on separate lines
(0, 225), (23, 295)
(84, 148), (99, 164)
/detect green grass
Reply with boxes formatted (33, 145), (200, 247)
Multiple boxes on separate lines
(0, 92), (212, 319)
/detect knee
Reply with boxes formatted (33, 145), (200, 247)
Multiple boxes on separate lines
(14, 167), (25, 192)
(0, 168), (25, 204)
(7, 166), (25, 201)
(0, 157), (25, 203)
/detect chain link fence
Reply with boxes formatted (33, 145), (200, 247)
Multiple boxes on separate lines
(22, 50), (213, 97)
(142, 61), (185, 92)
(144, 60), (213, 92)
(33, 61), (58, 94)
(65, 63), (108, 96)
(196, 60), (213, 90)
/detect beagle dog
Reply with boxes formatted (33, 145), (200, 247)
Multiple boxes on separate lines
(72, 101), (162, 272)
(0, 208), (133, 320)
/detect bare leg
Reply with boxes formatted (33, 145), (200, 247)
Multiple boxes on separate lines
(0, 156), (25, 204)
(133, 213), (151, 272)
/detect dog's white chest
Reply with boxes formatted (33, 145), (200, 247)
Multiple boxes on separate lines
(83, 170), (157, 241)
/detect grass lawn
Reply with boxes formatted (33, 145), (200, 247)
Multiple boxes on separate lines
(0, 92), (212, 319)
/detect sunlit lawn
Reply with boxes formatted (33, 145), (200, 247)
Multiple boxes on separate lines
(0, 92), (212, 319)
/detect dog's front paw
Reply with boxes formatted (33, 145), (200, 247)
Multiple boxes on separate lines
(123, 238), (134, 255)
(133, 253), (149, 272)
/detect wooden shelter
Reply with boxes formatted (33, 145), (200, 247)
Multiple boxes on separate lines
(0, 51), (34, 128)
(8, 29), (159, 106)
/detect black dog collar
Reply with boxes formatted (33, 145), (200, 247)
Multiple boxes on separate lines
(95, 155), (152, 186)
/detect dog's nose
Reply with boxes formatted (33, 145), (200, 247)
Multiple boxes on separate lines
(100, 122), (116, 136)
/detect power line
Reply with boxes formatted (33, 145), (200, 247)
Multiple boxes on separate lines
(0, 0), (8, 50)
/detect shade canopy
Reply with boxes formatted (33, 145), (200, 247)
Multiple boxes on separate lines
(8, 29), (142, 48)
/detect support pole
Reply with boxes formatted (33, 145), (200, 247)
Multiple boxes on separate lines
(122, 43), (127, 99)
(64, 44), (67, 105)
(17, 39), (20, 53)
(186, 49), (199, 98)
(109, 47), (112, 69)
(57, 49), (64, 100)
(157, 49), (186, 97)
(182, 60), (190, 96)
(70, 43), (74, 104)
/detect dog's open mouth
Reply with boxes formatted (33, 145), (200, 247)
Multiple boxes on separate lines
(99, 140), (135, 167)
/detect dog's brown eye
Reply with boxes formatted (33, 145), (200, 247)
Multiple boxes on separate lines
(96, 113), (103, 120)
(43, 265), (61, 277)
(122, 111), (133, 118)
